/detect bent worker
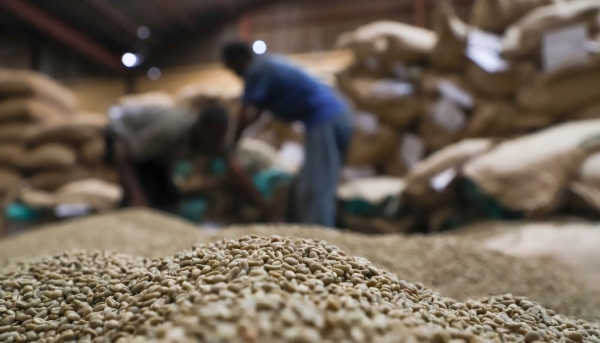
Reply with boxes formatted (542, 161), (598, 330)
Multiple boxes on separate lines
(222, 41), (353, 227)
(106, 104), (273, 220)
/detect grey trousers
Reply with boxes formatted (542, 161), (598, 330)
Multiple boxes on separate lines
(293, 111), (353, 227)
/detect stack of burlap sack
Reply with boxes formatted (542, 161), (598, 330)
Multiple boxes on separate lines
(0, 69), (76, 203)
(0, 69), (122, 229)
(363, 119), (600, 232)
(334, 0), (600, 231)
(336, 0), (600, 181)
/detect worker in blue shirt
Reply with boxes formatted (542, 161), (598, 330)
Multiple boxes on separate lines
(222, 41), (353, 228)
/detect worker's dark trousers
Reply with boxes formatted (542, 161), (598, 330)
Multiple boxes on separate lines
(104, 130), (180, 213)
(292, 111), (353, 228)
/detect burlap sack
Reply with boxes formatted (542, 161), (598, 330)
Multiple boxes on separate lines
(80, 138), (105, 166)
(430, 2), (469, 71)
(466, 101), (552, 137)
(383, 157), (408, 177)
(175, 83), (241, 115)
(470, 0), (553, 34)
(0, 122), (34, 143)
(28, 113), (107, 146)
(28, 168), (90, 192)
(54, 178), (123, 212)
(335, 21), (437, 63)
(19, 188), (57, 208)
(466, 62), (535, 97)
(463, 120), (600, 213)
(0, 69), (76, 111)
(0, 168), (21, 193)
(569, 152), (600, 211)
(0, 98), (66, 123)
(235, 139), (280, 174)
(340, 75), (420, 129)
(419, 98), (470, 152)
(502, 0), (600, 59)
(347, 125), (400, 166)
(19, 144), (77, 171)
(570, 99), (600, 120)
(517, 64), (600, 115)
(417, 72), (474, 97)
(252, 120), (303, 150)
(404, 139), (494, 207)
(0, 144), (24, 167)
(338, 177), (406, 204)
(118, 92), (175, 107)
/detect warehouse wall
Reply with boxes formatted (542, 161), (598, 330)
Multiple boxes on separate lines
(70, 50), (353, 114)
(66, 77), (127, 114)
(0, 33), (32, 69)
(154, 0), (419, 68)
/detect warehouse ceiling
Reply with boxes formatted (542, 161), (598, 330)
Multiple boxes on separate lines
(0, 0), (269, 73)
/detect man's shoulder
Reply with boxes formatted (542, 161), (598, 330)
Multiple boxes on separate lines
(247, 55), (293, 75)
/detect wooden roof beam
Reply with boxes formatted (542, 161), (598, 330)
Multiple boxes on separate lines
(81, 0), (161, 47)
(0, 0), (125, 73)
(155, 0), (198, 32)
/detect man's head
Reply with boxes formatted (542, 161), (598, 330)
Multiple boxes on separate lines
(191, 106), (229, 154)
(222, 41), (254, 76)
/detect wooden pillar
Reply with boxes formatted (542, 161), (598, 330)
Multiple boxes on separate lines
(238, 14), (251, 41)
(413, 0), (428, 27)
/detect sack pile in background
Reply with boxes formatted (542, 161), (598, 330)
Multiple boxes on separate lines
(336, 0), (600, 181)
(334, 0), (600, 232)
(0, 69), (122, 235)
(342, 120), (600, 233)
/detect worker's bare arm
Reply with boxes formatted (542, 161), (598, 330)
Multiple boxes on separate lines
(227, 158), (275, 222)
(234, 104), (263, 145)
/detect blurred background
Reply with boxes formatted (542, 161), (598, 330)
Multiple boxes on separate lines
(0, 0), (599, 252)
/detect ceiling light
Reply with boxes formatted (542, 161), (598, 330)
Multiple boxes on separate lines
(137, 26), (151, 40)
(253, 40), (267, 55)
(148, 67), (161, 80)
(121, 53), (139, 68)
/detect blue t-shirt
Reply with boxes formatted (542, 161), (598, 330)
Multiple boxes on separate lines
(242, 55), (348, 127)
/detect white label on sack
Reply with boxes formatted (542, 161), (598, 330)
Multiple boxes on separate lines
(278, 141), (305, 173)
(466, 29), (509, 73)
(587, 40), (600, 53)
(342, 166), (377, 181)
(437, 80), (474, 109)
(467, 29), (503, 52)
(365, 56), (379, 71)
(54, 203), (91, 218)
(430, 168), (457, 192)
(400, 133), (426, 168)
(543, 23), (589, 73)
(432, 98), (468, 132)
(393, 62), (409, 80)
(354, 112), (379, 134)
(370, 79), (414, 98)
(465, 46), (510, 73)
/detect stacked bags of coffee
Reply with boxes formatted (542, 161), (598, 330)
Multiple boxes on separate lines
(393, 120), (600, 232)
(21, 112), (114, 191)
(336, 21), (436, 178)
(0, 69), (76, 201)
(335, 0), (600, 183)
